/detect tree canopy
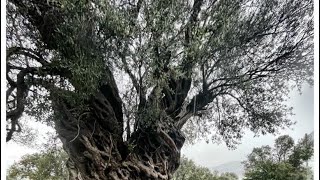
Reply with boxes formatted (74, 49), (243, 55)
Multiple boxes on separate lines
(7, 0), (313, 144)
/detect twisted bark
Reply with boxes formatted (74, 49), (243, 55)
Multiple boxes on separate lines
(53, 89), (185, 180)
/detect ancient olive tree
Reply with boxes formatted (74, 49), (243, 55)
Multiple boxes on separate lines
(6, 0), (313, 179)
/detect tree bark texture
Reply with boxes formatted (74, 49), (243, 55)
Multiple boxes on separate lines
(53, 90), (185, 180)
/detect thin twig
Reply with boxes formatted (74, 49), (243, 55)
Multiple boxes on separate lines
(69, 112), (89, 143)
(90, 119), (97, 138)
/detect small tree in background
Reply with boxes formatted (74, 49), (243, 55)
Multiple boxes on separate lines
(6, 148), (68, 180)
(274, 135), (295, 162)
(243, 133), (314, 180)
(243, 145), (273, 169)
(289, 133), (314, 169)
(173, 156), (238, 180)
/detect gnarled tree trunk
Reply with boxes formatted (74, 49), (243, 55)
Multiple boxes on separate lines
(53, 90), (185, 180)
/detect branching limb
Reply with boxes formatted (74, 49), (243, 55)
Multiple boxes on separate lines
(6, 46), (49, 66)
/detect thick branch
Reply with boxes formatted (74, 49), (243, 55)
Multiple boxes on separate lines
(7, 46), (49, 65)
(175, 90), (226, 129)
(6, 69), (29, 141)
(182, 0), (203, 72)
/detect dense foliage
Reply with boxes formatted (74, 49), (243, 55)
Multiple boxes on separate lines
(6, 148), (68, 180)
(243, 133), (314, 180)
(7, 0), (313, 146)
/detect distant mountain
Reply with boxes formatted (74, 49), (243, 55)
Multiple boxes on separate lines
(210, 161), (245, 179)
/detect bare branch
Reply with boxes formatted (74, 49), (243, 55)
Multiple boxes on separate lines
(6, 46), (49, 66)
